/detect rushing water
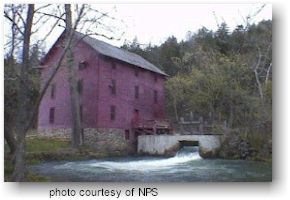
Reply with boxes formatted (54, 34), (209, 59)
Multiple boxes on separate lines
(30, 146), (271, 182)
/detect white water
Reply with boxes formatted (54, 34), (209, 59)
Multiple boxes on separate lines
(55, 146), (202, 172)
(94, 150), (200, 171)
(31, 146), (272, 181)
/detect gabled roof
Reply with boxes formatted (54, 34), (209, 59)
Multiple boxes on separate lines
(74, 32), (167, 76)
(42, 31), (167, 76)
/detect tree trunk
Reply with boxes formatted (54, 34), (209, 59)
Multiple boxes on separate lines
(254, 68), (264, 100)
(65, 4), (81, 148)
(228, 90), (234, 128)
(11, 4), (34, 181)
(265, 62), (272, 85)
(173, 95), (179, 122)
(4, 125), (16, 155)
(254, 46), (264, 100)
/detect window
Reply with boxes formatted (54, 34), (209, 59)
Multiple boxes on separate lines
(154, 75), (158, 82)
(125, 130), (130, 140)
(78, 79), (83, 94)
(154, 90), (158, 103)
(110, 79), (116, 95)
(49, 107), (55, 124)
(110, 105), (116, 121)
(80, 105), (83, 122)
(78, 61), (87, 70)
(50, 83), (56, 99)
(134, 86), (139, 99)
(112, 62), (116, 69)
(134, 69), (139, 77)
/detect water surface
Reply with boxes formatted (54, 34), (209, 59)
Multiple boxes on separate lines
(30, 147), (271, 182)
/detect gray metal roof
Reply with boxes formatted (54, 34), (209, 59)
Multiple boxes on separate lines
(75, 32), (167, 76)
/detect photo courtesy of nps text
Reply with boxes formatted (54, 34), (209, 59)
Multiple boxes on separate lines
(49, 187), (158, 198)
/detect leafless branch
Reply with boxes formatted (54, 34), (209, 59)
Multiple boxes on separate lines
(15, 9), (26, 26)
(35, 11), (66, 22)
(253, 46), (263, 100)
(265, 62), (272, 84)
(25, 4), (86, 132)
(4, 11), (24, 35)
(34, 4), (52, 13)
(32, 13), (50, 25)
(36, 13), (65, 44)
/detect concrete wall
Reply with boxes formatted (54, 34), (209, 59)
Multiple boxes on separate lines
(138, 134), (223, 157)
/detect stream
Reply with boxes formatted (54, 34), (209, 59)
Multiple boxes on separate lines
(30, 146), (271, 182)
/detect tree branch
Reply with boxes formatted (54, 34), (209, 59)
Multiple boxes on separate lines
(4, 11), (24, 35)
(35, 11), (66, 22)
(254, 46), (263, 100)
(265, 62), (272, 84)
(34, 4), (52, 13)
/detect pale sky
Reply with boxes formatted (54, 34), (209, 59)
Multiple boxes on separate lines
(107, 4), (272, 46)
(4, 3), (272, 53)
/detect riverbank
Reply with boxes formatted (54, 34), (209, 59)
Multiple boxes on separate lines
(218, 131), (272, 162)
(4, 136), (128, 181)
(5, 134), (272, 181)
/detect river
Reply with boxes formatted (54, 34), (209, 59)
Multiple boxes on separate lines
(30, 147), (271, 182)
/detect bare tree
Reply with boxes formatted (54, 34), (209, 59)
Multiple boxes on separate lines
(11, 4), (34, 181)
(235, 4), (271, 102)
(65, 4), (82, 147)
(4, 3), (124, 180)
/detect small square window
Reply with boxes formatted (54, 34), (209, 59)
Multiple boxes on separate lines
(50, 83), (56, 99)
(110, 105), (116, 121)
(154, 90), (158, 103)
(134, 69), (139, 77)
(49, 107), (55, 124)
(110, 79), (116, 95)
(112, 62), (116, 69)
(78, 61), (88, 70)
(135, 86), (139, 99)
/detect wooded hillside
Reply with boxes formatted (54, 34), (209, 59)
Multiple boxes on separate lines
(123, 20), (272, 159)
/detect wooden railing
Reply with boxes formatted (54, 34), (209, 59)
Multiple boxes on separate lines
(132, 119), (171, 135)
(133, 119), (170, 128)
(178, 116), (227, 135)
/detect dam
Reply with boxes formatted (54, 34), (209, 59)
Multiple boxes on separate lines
(137, 134), (223, 157)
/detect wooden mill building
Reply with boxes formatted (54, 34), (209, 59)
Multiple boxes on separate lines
(38, 31), (169, 153)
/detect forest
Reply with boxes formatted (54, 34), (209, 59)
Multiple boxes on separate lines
(122, 20), (272, 159)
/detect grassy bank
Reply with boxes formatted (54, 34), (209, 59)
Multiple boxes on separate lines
(4, 136), (115, 181)
(4, 136), (68, 181)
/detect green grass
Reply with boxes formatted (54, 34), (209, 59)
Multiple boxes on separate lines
(5, 136), (70, 181)
(26, 137), (69, 152)
(5, 135), (124, 181)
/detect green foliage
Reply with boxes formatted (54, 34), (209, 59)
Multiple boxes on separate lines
(123, 24), (270, 168)
(124, 20), (272, 136)
(4, 54), (41, 132)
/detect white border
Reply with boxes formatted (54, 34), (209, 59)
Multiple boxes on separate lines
(1, 1), (289, 200)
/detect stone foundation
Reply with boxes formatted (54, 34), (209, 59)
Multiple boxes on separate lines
(37, 128), (71, 139)
(38, 128), (135, 155)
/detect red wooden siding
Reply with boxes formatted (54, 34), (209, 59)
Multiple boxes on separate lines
(38, 36), (166, 132)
